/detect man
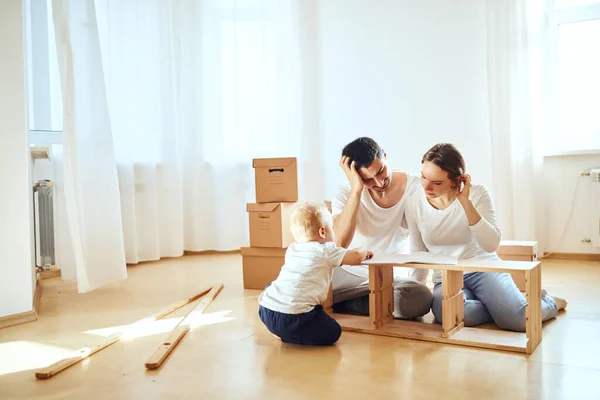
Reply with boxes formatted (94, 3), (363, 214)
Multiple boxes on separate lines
(331, 137), (432, 318)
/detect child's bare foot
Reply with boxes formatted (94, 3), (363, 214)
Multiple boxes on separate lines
(272, 333), (281, 341)
(548, 294), (568, 310)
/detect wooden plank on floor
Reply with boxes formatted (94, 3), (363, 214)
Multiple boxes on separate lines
(35, 333), (122, 379)
(153, 286), (212, 320)
(144, 325), (190, 370)
(34, 285), (216, 379)
(145, 283), (224, 370)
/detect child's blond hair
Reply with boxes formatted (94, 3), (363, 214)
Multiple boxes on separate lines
(289, 202), (332, 243)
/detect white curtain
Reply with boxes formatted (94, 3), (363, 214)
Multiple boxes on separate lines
(53, 0), (324, 273)
(485, 0), (550, 253)
(52, 0), (127, 292)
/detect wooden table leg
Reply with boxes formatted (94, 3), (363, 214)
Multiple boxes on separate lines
(525, 265), (542, 354)
(442, 270), (464, 338)
(369, 265), (394, 328)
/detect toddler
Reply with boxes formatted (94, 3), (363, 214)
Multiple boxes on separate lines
(258, 201), (373, 346)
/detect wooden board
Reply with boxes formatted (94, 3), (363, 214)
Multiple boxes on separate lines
(144, 283), (224, 370)
(153, 286), (212, 320)
(362, 258), (541, 273)
(368, 265), (394, 328)
(369, 265), (393, 291)
(442, 270), (463, 298)
(35, 333), (122, 379)
(368, 287), (394, 328)
(442, 292), (464, 338)
(525, 266), (542, 354)
(334, 313), (528, 353)
(144, 325), (190, 369)
(35, 285), (216, 379)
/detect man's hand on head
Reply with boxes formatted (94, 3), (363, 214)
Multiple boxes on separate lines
(340, 156), (364, 195)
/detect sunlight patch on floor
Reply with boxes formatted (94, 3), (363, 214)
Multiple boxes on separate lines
(82, 310), (237, 340)
(0, 341), (75, 376)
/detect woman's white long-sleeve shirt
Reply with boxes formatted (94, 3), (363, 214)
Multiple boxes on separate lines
(405, 184), (502, 284)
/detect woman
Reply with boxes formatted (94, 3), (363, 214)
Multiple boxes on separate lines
(405, 143), (566, 332)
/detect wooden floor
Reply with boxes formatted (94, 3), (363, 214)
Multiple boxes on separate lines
(1, 255), (599, 399)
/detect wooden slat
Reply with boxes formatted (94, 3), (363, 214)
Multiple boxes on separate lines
(368, 265), (393, 292)
(334, 313), (528, 353)
(525, 266), (542, 354)
(442, 291), (464, 337)
(144, 283), (224, 370)
(510, 271), (526, 292)
(144, 325), (190, 369)
(368, 265), (394, 328)
(368, 287), (394, 328)
(153, 286), (212, 320)
(35, 285), (215, 379)
(362, 257), (540, 272)
(445, 322), (464, 338)
(35, 333), (121, 379)
(442, 270), (463, 298)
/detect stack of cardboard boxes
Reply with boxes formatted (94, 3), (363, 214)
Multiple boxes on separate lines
(241, 157), (299, 290)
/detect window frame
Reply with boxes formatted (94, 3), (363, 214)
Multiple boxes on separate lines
(25, 0), (63, 145)
(544, 0), (600, 155)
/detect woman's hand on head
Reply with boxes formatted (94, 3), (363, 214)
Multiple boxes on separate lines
(456, 174), (471, 203)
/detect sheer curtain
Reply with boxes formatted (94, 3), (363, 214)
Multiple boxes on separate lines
(53, 0), (324, 280)
(485, 0), (550, 252)
(52, 0), (127, 292)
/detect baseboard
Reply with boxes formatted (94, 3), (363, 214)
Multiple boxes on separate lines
(543, 252), (600, 261)
(0, 311), (36, 329)
(0, 280), (43, 330)
(184, 249), (241, 256)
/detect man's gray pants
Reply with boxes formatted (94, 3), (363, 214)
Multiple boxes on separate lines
(332, 267), (433, 319)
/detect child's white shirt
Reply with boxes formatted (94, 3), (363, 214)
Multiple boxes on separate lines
(258, 241), (347, 314)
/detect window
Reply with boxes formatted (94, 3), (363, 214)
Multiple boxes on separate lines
(547, 0), (600, 154)
(24, 0), (63, 144)
(201, 1), (302, 164)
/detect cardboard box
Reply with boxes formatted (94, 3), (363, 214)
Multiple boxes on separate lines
(497, 240), (538, 292)
(253, 157), (298, 203)
(247, 202), (297, 248)
(497, 240), (538, 258)
(241, 247), (287, 290)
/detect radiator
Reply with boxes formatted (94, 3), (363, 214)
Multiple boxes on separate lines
(33, 180), (55, 269)
(592, 169), (600, 248)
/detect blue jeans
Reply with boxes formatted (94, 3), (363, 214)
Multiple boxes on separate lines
(432, 272), (558, 332)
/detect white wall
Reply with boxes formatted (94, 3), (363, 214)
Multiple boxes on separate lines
(543, 155), (600, 254)
(0, 0), (36, 317)
(318, 0), (492, 200)
(317, 0), (598, 255)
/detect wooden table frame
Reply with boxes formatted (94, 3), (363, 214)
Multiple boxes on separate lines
(325, 259), (542, 354)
